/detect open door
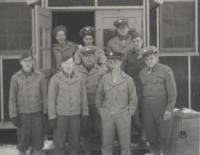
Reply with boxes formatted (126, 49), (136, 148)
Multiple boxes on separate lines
(34, 5), (52, 75)
(95, 9), (145, 48)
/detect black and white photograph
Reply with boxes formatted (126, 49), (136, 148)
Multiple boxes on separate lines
(0, 0), (199, 155)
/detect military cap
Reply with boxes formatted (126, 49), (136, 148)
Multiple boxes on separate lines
(53, 25), (67, 38)
(113, 19), (129, 27)
(106, 51), (124, 60)
(60, 54), (74, 63)
(20, 51), (33, 60)
(80, 46), (96, 56)
(80, 26), (95, 38)
(142, 46), (158, 58)
(130, 31), (142, 39)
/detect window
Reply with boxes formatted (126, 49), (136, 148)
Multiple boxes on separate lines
(0, 3), (31, 51)
(48, 0), (94, 7)
(47, 0), (143, 8)
(159, 0), (198, 55)
(98, 0), (142, 6)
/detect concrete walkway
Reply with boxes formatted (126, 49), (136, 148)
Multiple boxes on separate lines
(0, 145), (18, 155)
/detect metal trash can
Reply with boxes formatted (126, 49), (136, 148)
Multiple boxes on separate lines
(170, 109), (200, 155)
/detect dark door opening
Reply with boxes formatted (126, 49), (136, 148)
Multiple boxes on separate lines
(52, 12), (95, 44)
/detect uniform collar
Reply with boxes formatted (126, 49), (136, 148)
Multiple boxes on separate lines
(145, 63), (159, 74)
(118, 34), (129, 41)
(54, 41), (73, 51)
(78, 64), (100, 75)
(115, 35), (132, 44)
(18, 70), (39, 81)
(21, 69), (33, 77)
(107, 70), (127, 85)
(58, 71), (78, 83)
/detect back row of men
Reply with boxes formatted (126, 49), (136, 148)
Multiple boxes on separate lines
(9, 19), (177, 155)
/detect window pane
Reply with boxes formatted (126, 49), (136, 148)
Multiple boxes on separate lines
(98, 0), (143, 6)
(48, 0), (94, 7)
(0, 3), (31, 50)
(160, 2), (195, 53)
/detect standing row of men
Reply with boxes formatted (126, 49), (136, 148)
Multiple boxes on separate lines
(9, 19), (177, 155)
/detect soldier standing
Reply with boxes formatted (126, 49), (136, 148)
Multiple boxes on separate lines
(96, 51), (138, 155)
(75, 46), (105, 155)
(139, 46), (177, 155)
(122, 32), (146, 146)
(52, 25), (78, 72)
(9, 51), (47, 155)
(47, 55), (88, 155)
(107, 19), (135, 55)
(74, 26), (107, 70)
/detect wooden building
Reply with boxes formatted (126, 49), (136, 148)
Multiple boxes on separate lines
(0, 0), (199, 129)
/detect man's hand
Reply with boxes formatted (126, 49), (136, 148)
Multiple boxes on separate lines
(11, 116), (21, 127)
(163, 110), (172, 120)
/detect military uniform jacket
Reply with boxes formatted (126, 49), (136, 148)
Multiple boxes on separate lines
(74, 46), (107, 70)
(9, 70), (47, 119)
(139, 63), (177, 111)
(52, 41), (78, 71)
(96, 71), (138, 115)
(47, 71), (88, 120)
(122, 50), (145, 83)
(75, 64), (105, 105)
(122, 50), (145, 99)
(107, 35), (135, 54)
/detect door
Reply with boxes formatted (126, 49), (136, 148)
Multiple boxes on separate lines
(95, 9), (145, 48)
(34, 5), (52, 74)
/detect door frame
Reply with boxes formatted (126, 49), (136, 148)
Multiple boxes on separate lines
(0, 55), (19, 129)
(32, 5), (52, 72)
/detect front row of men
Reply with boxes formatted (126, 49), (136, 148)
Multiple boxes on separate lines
(9, 44), (177, 155)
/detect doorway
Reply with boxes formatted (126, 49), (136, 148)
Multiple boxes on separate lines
(52, 12), (95, 44)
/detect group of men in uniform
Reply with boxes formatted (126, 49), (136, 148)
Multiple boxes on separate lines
(9, 18), (177, 155)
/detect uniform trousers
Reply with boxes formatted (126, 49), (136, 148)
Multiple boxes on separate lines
(81, 104), (101, 153)
(100, 109), (132, 155)
(53, 115), (80, 155)
(17, 112), (44, 152)
(141, 99), (173, 154)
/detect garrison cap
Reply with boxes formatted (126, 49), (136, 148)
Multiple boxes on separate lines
(142, 46), (158, 58)
(106, 51), (124, 60)
(53, 25), (67, 37)
(60, 54), (74, 63)
(113, 19), (129, 27)
(20, 50), (33, 60)
(130, 31), (142, 39)
(80, 46), (96, 56)
(80, 26), (95, 38)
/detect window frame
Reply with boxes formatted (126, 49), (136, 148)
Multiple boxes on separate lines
(158, 0), (198, 56)
(45, 0), (144, 10)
